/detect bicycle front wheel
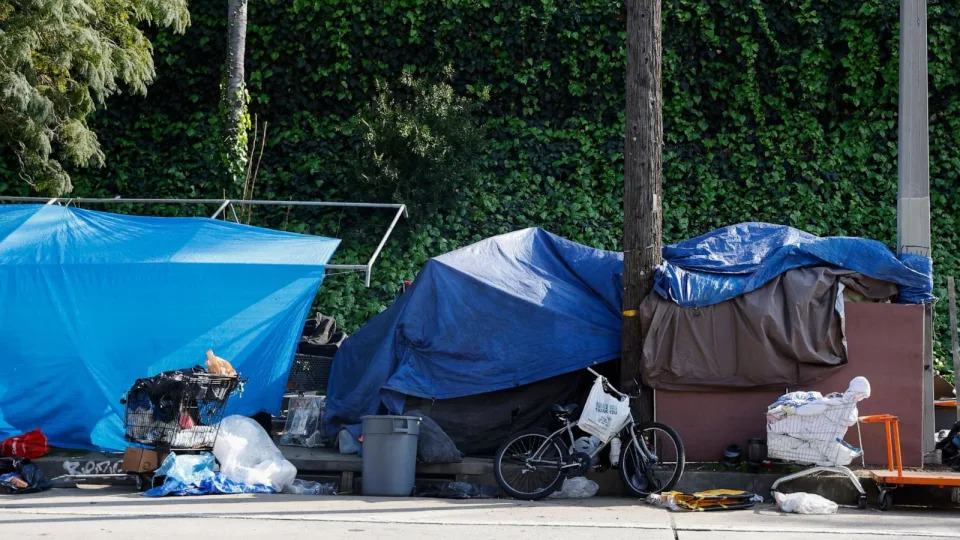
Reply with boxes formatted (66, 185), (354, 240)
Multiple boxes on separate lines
(494, 428), (568, 500)
(619, 421), (685, 497)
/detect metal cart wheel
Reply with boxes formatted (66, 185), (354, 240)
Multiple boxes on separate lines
(878, 489), (893, 511)
(131, 473), (150, 492)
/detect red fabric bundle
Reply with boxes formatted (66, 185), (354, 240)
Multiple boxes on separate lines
(1, 429), (49, 459)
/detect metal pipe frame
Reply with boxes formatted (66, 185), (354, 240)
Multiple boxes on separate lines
(0, 196), (408, 287)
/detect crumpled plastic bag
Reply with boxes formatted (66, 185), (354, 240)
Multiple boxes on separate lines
(144, 452), (276, 497)
(282, 479), (337, 495)
(774, 491), (838, 514)
(213, 415), (297, 491)
(843, 376), (871, 401)
(155, 452), (215, 485)
(548, 476), (599, 499)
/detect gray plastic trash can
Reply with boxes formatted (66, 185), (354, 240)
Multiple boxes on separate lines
(361, 415), (421, 496)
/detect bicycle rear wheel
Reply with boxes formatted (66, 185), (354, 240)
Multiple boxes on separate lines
(620, 421), (685, 497)
(494, 428), (568, 500)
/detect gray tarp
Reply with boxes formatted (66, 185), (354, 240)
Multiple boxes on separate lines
(639, 267), (897, 391)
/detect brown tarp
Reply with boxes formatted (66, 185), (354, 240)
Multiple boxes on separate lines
(638, 267), (897, 391)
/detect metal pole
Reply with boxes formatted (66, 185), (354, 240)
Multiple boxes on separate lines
(0, 196), (408, 288)
(325, 264), (369, 271)
(898, 0), (931, 252)
(0, 196), (406, 210)
(228, 203), (241, 224)
(211, 199), (231, 219)
(364, 205), (407, 287)
(897, 0), (934, 462)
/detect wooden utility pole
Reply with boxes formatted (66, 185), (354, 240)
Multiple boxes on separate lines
(622, 0), (663, 419)
(896, 0), (935, 460)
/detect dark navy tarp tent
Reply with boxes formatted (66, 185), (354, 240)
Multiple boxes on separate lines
(324, 228), (624, 433)
(0, 204), (339, 450)
(325, 224), (932, 433)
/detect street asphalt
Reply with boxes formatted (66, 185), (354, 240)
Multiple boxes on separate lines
(1, 486), (958, 539)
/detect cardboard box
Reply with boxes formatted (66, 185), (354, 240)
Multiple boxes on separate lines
(122, 447), (163, 473)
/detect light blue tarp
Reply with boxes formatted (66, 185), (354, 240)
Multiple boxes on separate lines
(143, 452), (275, 497)
(654, 222), (935, 306)
(0, 204), (339, 451)
(325, 224), (932, 432)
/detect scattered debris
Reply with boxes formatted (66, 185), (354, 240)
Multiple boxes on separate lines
(548, 477), (599, 499)
(0, 457), (52, 495)
(414, 481), (499, 499)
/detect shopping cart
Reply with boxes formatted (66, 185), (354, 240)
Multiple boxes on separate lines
(768, 377), (871, 509)
(121, 368), (240, 490)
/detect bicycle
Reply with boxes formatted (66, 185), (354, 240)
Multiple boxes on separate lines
(493, 367), (684, 500)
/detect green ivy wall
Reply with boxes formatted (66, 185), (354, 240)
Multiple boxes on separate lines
(3, 1), (959, 372)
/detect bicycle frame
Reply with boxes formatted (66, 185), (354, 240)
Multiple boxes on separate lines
(524, 370), (658, 471)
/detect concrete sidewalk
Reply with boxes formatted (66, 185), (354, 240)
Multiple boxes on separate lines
(1, 486), (959, 539)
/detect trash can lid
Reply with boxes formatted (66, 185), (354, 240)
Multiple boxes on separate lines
(361, 415), (422, 436)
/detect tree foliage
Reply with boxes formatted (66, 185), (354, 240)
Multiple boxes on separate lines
(0, 0), (189, 194)
(349, 67), (488, 215)
(3, 0), (960, 374)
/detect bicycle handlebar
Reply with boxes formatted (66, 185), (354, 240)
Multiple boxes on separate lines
(586, 366), (631, 399)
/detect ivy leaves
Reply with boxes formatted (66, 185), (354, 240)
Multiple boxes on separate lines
(7, 0), (958, 376)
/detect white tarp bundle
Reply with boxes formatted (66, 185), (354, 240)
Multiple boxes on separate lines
(766, 377), (870, 466)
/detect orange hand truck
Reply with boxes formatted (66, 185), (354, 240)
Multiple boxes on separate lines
(859, 414), (960, 511)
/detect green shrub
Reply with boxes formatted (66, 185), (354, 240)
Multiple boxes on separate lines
(348, 68), (488, 216)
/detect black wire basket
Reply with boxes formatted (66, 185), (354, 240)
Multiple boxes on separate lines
(122, 369), (240, 451)
(286, 354), (334, 394)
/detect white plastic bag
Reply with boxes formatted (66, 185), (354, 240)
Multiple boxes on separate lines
(773, 491), (838, 514)
(645, 492), (680, 510)
(578, 377), (630, 442)
(213, 415), (297, 491)
(548, 477), (599, 499)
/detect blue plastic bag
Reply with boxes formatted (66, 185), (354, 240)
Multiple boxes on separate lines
(143, 452), (275, 497)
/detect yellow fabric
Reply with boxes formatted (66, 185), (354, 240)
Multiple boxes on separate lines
(663, 490), (752, 511)
(692, 489), (749, 497)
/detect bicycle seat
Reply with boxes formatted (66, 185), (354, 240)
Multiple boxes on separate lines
(551, 403), (578, 415)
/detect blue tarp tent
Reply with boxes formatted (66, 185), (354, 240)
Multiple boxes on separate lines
(0, 204), (339, 450)
(324, 228), (624, 433)
(325, 224), (932, 432)
(654, 222), (934, 306)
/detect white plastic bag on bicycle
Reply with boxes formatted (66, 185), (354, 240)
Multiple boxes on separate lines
(578, 377), (630, 442)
